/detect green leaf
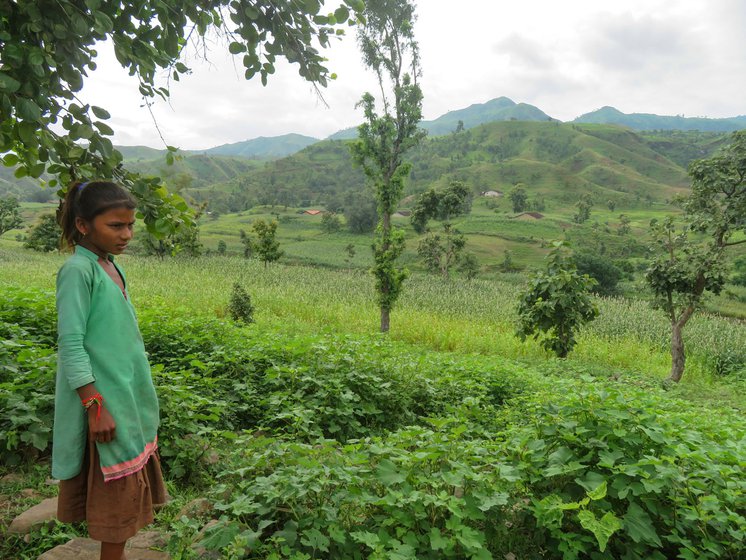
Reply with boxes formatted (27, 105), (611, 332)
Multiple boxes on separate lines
(0, 72), (21, 93)
(91, 106), (110, 119)
(587, 480), (607, 501)
(229, 41), (245, 54)
(429, 527), (448, 551)
(300, 528), (329, 552)
(94, 121), (114, 136)
(334, 6), (350, 22)
(2, 153), (19, 166)
(199, 520), (242, 550)
(17, 98), (42, 121)
(350, 530), (379, 549)
(578, 510), (622, 552)
(623, 502), (663, 547)
(375, 458), (406, 485)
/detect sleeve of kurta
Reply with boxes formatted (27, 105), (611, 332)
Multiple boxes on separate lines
(56, 261), (95, 389)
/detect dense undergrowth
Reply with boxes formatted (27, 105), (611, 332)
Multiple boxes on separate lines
(1, 286), (744, 559)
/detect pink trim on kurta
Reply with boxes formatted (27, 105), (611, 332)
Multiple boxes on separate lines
(101, 436), (158, 483)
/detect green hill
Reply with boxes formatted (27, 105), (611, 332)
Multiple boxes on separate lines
(575, 106), (746, 132)
(328, 97), (554, 140)
(218, 121), (694, 215)
(116, 145), (170, 161)
(126, 153), (263, 190)
(202, 133), (319, 158)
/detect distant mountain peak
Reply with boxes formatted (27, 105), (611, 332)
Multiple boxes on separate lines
(329, 96), (552, 140)
(574, 107), (746, 132)
(204, 133), (319, 158)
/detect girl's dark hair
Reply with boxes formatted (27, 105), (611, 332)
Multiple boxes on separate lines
(58, 180), (137, 249)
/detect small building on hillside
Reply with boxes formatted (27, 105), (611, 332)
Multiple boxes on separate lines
(303, 209), (322, 216)
(394, 210), (412, 217)
(481, 190), (503, 197)
(514, 212), (544, 220)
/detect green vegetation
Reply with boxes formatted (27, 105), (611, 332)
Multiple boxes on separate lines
(646, 131), (746, 382)
(1, 251), (744, 558)
(199, 120), (693, 215)
(0, 196), (22, 236)
(2, 0), (363, 243)
(517, 242), (599, 358)
(23, 214), (59, 253)
(351, 0), (425, 333)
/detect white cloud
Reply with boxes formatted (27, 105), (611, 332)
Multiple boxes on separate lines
(78, 0), (746, 149)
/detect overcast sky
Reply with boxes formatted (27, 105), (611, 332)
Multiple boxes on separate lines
(79, 0), (746, 150)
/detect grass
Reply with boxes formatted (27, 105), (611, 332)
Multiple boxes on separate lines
(1, 245), (744, 559)
(1, 247), (743, 412)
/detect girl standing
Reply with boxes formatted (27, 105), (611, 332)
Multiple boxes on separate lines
(54, 180), (166, 560)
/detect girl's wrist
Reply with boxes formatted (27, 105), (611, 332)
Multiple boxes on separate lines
(82, 393), (104, 422)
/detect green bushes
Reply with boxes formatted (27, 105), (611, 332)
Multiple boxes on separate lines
(199, 386), (745, 559)
(0, 289), (57, 463)
(506, 387), (745, 559)
(2, 286), (744, 559)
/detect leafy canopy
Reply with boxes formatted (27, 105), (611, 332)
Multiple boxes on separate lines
(0, 0), (363, 235)
(517, 241), (598, 358)
(645, 130), (746, 381)
(0, 196), (23, 236)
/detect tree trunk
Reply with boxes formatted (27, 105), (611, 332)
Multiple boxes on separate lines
(380, 307), (390, 333)
(669, 320), (685, 382)
(669, 305), (695, 382)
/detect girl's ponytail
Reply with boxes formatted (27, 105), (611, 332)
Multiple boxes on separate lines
(58, 182), (86, 250)
(57, 181), (136, 250)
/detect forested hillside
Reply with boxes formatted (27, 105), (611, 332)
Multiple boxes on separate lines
(195, 121), (704, 213)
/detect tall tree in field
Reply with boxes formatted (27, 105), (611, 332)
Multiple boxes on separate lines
(646, 130), (746, 382)
(0, 0), (363, 237)
(0, 196), (23, 237)
(350, 0), (425, 332)
(251, 219), (283, 267)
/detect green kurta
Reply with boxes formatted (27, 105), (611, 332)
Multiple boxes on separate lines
(53, 245), (159, 482)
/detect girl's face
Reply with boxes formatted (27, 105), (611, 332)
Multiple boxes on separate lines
(76, 207), (136, 258)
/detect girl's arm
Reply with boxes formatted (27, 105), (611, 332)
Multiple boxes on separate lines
(76, 383), (117, 443)
(57, 263), (116, 443)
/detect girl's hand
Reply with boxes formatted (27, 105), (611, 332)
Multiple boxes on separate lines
(88, 405), (116, 443)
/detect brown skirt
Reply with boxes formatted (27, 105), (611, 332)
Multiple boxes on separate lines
(57, 436), (168, 543)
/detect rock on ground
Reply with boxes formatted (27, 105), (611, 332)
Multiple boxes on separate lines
(8, 497), (57, 534)
(37, 533), (170, 560)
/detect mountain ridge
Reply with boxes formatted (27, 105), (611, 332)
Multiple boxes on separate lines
(574, 106), (746, 132)
(109, 98), (745, 160)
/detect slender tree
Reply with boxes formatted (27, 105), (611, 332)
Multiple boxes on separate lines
(350, 0), (425, 332)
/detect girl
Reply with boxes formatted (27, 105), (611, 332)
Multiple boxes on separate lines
(54, 180), (167, 560)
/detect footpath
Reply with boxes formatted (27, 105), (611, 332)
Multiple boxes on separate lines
(6, 493), (170, 559)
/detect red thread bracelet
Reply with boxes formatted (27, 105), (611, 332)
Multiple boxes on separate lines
(81, 393), (104, 423)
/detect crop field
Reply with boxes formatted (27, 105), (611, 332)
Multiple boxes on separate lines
(1, 245), (745, 559)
